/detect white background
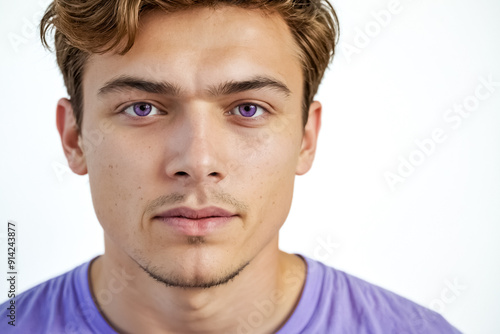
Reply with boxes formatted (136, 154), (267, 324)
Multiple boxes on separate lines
(1, 0), (500, 333)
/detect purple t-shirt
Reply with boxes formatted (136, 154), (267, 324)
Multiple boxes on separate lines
(0, 256), (461, 333)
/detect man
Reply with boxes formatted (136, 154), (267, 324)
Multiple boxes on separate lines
(1, 0), (461, 333)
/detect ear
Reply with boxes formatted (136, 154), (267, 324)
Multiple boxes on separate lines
(56, 98), (88, 175)
(296, 101), (322, 175)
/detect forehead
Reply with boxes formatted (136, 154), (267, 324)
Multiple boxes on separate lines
(84, 6), (303, 99)
(137, 6), (297, 52)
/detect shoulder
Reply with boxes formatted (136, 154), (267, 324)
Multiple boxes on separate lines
(0, 259), (111, 333)
(279, 256), (462, 334)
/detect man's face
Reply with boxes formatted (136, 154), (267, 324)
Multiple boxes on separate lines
(74, 6), (319, 287)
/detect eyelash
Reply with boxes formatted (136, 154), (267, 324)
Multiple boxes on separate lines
(120, 102), (269, 119)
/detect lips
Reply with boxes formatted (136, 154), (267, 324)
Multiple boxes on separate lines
(156, 206), (236, 220)
(154, 206), (237, 236)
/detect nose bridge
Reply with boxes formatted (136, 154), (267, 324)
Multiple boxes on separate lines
(185, 111), (216, 162)
(167, 104), (225, 182)
(188, 108), (212, 146)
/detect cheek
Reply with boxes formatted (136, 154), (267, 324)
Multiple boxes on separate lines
(84, 133), (156, 236)
(232, 116), (302, 171)
(233, 127), (300, 229)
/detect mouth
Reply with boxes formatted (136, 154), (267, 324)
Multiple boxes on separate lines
(153, 206), (238, 236)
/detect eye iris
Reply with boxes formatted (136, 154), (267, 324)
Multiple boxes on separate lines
(239, 104), (257, 117)
(134, 103), (152, 116)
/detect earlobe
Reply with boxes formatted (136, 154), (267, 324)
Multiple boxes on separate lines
(296, 101), (322, 176)
(56, 98), (88, 175)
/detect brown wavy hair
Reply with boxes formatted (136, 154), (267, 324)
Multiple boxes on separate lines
(40, 0), (339, 130)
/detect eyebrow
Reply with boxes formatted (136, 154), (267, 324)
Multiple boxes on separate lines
(208, 76), (291, 97)
(98, 76), (181, 96)
(97, 75), (291, 98)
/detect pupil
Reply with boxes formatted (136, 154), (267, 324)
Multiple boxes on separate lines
(239, 104), (257, 117)
(133, 103), (152, 116)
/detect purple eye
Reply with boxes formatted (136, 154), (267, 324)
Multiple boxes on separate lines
(133, 103), (152, 116)
(123, 102), (159, 117)
(239, 104), (257, 117)
(232, 104), (265, 118)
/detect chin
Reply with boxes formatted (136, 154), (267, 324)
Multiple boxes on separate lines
(131, 246), (251, 289)
(141, 258), (250, 289)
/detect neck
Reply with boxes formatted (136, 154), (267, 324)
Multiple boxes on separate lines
(90, 236), (306, 334)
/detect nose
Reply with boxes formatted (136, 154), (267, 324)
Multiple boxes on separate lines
(165, 106), (227, 184)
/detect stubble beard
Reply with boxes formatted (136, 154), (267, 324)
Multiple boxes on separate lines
(133, 238), (251, 289)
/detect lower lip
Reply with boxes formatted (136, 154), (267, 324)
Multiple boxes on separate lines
(155, 216), (236, 236)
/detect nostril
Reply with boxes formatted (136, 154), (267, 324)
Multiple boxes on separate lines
(208, 172), (218, 177)
(175, 171), (189, 176)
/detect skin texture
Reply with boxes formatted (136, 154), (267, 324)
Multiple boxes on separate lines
(57, 6), (321, 333)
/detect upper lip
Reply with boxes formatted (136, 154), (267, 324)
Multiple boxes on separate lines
(155, 206), (237, 219)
